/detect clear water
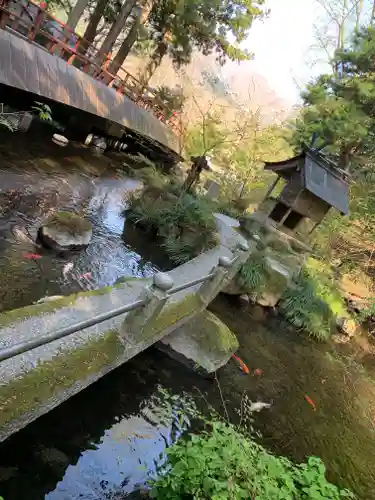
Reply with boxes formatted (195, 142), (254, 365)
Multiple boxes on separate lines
(0, 134), (159, 312)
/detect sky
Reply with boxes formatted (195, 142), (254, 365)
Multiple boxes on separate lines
(245, 0), (322, 105)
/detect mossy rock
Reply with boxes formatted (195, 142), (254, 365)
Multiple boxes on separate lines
(161, 310), (239, 373)
(38, 211), (92, 251)
(194, 311), (239, 355)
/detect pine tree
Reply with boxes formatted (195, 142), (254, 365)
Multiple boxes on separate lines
(294, 27), (375, 172)
(96, 0), (137, 60)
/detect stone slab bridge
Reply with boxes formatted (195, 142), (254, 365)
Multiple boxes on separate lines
(0, 0), (181, 161)
(0, 217), (255, 443)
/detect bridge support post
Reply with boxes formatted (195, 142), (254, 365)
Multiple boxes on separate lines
(199, 242), (250, 307)
(122, 272), (173, 341)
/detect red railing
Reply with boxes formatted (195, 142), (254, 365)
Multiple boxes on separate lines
(0, 0), (181, 135)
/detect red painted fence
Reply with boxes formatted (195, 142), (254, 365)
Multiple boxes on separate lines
(0, 0), (181, 135)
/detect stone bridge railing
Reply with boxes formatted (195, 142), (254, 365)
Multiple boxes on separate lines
(0, 238), (253, 443)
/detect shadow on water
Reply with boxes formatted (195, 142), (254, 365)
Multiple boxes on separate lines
(0, 349), (208, 500)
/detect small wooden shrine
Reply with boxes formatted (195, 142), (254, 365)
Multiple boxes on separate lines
(259, 146), (349, 236)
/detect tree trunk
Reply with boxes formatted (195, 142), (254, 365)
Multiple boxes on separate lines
(139, 37), (168, 85)
(66, 0), (90, 30)
(79, 0), (107, 54)
(109, 0), (154, 74)
(97, 0), (137, 61)
(372, 0), (375, 26)
(355, 0), (363, 30)
(339, 0), (347, 49)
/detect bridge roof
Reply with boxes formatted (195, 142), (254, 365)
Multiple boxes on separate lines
(0, 29), (181, 157)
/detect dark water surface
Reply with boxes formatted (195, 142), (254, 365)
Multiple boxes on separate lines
(0, 134), (375, 499)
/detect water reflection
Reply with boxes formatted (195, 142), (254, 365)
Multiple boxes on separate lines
(0, 350), (198, 500)
(46, 415), (168, 500)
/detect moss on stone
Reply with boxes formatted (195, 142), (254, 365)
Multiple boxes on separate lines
(0, 296), (76, 329)
(191, 310), (238, 354)
(114, 276), (149, 288)
(0, 331), (123, 428)
(43, 211), (92, 236)
(0, 286), (116, 329)
(149, 293), (203, 336)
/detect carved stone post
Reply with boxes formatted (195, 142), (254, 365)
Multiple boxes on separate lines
(122, 272), (173, 342)
(232, 240), (251, 270)
(199, 256), (233, 307)
(199, 241), (251, 307)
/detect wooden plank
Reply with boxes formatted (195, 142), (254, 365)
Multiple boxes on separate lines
(23, 37), (41, 95)
(54, 56), (73, 107)
(7, 30), (27, 89)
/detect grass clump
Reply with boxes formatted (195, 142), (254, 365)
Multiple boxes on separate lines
(126, 186), (218, 264)
(150, 419), (355, 500)
(237, 251), (271, 298)
(279, 258), (346, 341)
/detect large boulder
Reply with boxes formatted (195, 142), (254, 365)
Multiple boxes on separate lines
(222, 253), (294, 306)
(256, 257), (293, 307)
(38, 212), (92, 252)
(159, 311), (239, 373)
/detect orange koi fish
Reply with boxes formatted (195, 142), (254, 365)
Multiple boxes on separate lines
(304, 394), (317, 411)
(231, 354), (250, 374)
(79, 272), (92, 279)
(23, 252), (42, 259)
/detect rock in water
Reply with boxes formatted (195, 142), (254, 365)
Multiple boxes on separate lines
(38, 211), (92, 252)
(239, 294), (250, 306)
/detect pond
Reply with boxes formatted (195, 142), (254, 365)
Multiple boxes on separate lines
(0, 133), (375, 500)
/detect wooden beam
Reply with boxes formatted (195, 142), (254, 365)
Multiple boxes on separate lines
(264, 175), (280, 201)
(279, 207), (293, 226)
(278, 189), (302, 229)
(309, 219), (322, 235)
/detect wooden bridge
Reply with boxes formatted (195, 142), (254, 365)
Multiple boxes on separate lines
(0, 0), (181, 157)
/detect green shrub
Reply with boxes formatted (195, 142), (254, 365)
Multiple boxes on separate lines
(237, 252), (270, 298)
(150, 420), (355, 500)
(126, 188), (218, 264)
(279, 258), (346, 341)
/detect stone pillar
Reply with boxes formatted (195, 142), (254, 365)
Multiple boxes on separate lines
(122, 272), (174, 341)
(18, 112), (33, 132)
(199, 242), (251, 306)
(233, 240), (251, 268)
(199, 244), (252, 306)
